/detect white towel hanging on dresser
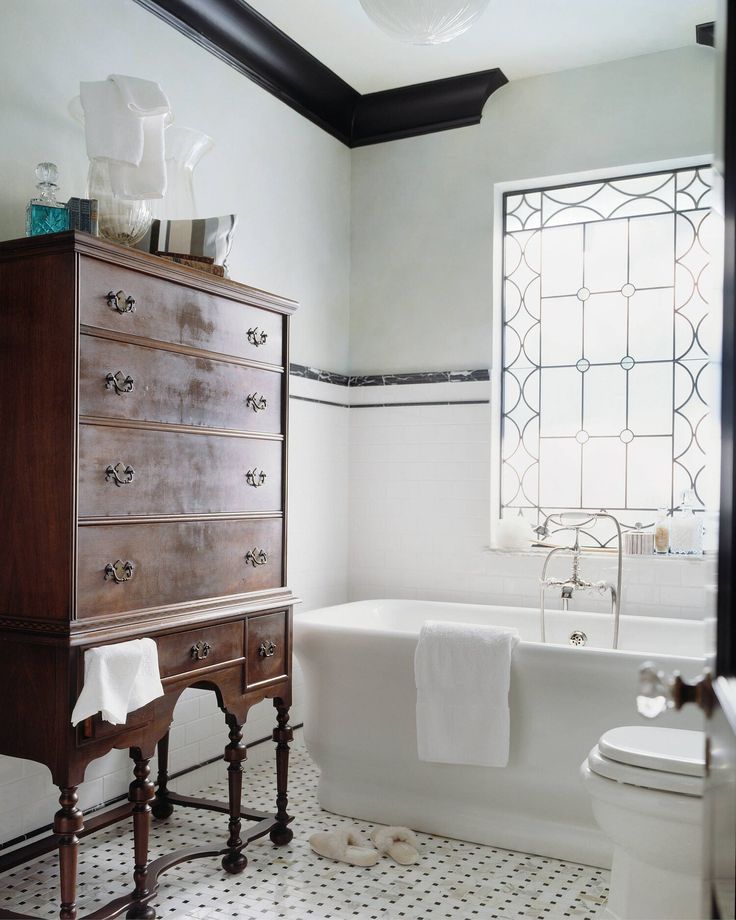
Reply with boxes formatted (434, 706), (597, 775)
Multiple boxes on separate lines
(70, 638), (164, 726)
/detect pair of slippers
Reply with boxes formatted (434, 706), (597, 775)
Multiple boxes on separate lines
(309, 825), (419, 867)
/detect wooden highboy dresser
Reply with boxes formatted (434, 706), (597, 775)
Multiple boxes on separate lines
(0, 231), (299, 919)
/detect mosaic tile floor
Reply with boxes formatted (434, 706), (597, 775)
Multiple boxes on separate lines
(1, 745), (609, 920)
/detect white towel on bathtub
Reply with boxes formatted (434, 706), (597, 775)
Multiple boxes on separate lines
(414, 620), (519, 767)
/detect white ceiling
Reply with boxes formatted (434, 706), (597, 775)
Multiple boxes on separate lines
(246, 0), (715, 94)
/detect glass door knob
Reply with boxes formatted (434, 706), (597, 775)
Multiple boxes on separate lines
(638, 661), (714, 718)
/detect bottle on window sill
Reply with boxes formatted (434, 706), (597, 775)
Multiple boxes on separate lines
(26, 162), (70, 237)
(654, 507), (670, 554)
(669, 490), (703, 555)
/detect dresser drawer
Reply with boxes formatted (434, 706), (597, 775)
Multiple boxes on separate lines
(80, 336), (282, 434)
(78, 700), (156, 743)
(79, 256), (284, 366)
(79, 426), (283, 518)
(76, 518), (283, 619)
(246, 610), (290, 687)
(156, 622), (244, 681)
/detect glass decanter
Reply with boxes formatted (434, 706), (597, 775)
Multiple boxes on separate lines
(26, 163), (70, 236)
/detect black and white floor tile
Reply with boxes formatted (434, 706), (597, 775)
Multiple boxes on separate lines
(0, 745), (608, 919)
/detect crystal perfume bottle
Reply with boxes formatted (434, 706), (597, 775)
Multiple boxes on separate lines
(25, 162), (70, 236)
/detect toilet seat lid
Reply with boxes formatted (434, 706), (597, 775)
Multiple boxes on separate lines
(587, 747), (704, 796)
(599, 726), (705, 777)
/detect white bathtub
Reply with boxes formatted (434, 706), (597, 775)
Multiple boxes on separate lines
(294, 599), (704, 869)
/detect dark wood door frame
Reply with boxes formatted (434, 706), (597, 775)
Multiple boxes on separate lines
(711, 1), (736, 917)
(717, 0), (736, 677)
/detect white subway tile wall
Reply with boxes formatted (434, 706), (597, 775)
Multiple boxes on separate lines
(348, 388), (717, 622)
(0, 393), (350, 847)
(288, 380), (351, 611)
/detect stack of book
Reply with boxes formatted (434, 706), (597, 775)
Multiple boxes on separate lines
(154, 251), (226, 277)
(66, 197), (98, 235)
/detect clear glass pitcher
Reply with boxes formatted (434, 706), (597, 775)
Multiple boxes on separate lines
(69, 97), (212, 241)
(151, 125), (214, 221)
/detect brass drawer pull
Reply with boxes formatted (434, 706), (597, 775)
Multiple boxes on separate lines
(105, 461), (135, 486)
(105, 371), (134, 395)
(247, 327), (268, 347)
(246, 392), (267, 413)
(245, 468), (267, 488)
(245, 547), (268, 567)
(190, 640), (211, 661)
(258, 640), (277, 658)
(104, 559), (134, 583)
(107, 290), (136, 314)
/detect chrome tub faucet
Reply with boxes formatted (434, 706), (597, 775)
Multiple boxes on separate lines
(537, 511), (623, 649)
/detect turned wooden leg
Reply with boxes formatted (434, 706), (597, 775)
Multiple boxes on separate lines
(270, 702), (293, 846)
(151, 732), (174, 820)
(125, 751), (156, 920)
(221, 715), (248, 874)
(55, 786), (84, 920)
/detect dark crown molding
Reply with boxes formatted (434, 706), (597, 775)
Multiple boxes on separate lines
(133, 0), (358, 144)
(133, 0), (507, 147)
(696, 21), (715, 47)
(353, 70), (508, 147)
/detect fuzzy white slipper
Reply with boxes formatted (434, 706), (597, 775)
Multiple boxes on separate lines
(309, 827), (379, 866)
(371, 826), (420, 865)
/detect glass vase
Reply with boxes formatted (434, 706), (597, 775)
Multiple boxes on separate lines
(87, 158), (152, 246)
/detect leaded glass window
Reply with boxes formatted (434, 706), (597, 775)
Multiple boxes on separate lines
(500, 166), (719, 544)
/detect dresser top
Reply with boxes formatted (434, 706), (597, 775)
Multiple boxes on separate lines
(0, 231), (299, 316)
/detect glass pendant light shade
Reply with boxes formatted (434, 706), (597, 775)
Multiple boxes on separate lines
(358, 0), (490, 45)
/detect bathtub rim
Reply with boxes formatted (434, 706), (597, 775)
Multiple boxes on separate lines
(294, 598), (706, 664)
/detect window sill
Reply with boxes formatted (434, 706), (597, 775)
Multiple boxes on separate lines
(485, 544), (712, 562)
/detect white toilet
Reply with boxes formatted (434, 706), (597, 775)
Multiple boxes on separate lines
(581, 725), (705, 920)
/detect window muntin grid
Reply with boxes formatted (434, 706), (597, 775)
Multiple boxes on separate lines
(500, 166), (717, 545)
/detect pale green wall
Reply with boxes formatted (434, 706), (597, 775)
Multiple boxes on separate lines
(349, 46), (715, 374)
(0, 0), (352, 373)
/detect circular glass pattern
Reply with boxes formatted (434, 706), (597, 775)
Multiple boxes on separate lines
(621, 283), (636, 297)
(620, 355), (635, 370)
(576, 357), (591, 373)
(576, 287), (590, 301)
(575, 429), (590, 444)
(619, 428), (634, 444)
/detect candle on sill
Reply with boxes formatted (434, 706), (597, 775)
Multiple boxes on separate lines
(495, 512), (532, 550)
